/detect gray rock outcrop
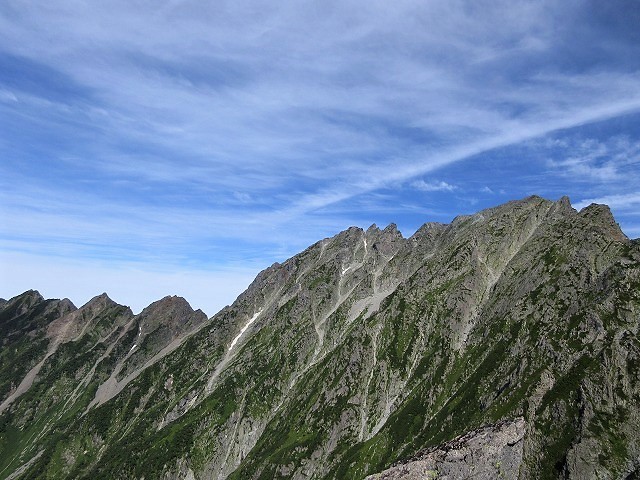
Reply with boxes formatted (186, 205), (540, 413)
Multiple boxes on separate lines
(366, 418), (525, 479)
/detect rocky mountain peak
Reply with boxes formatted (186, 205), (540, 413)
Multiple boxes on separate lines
(557, 194), (571, 206)
(57, 298), (77, 314)
(81, 292), (117, 311)
(46, 294), (120, 344)
(141, 295), (193, 313)
(11, 289), (45, 309)
(0, 290), (77, 336)
(381, 222), (401, 236)
(138, 295), (207, 336)
(547, 194), (576, 218)
(21, 288), (44, 300)
(334, 225), (365, 244)
(366, 223), (380, 234)
(579, 203), (628, 242)
(411, 221), (447, 244)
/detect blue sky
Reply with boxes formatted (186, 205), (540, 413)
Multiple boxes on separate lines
(1, 0), (640, 315)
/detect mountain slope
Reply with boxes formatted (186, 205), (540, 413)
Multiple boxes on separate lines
(1, 195), (639, 479)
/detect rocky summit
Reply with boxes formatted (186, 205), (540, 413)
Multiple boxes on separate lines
(1, 195), (639, 479)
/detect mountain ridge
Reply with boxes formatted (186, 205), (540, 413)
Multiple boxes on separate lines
(4, 194), (630, 321)
(1, 195), (639, 479)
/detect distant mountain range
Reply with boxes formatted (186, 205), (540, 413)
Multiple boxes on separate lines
(1, 195), (639, 479)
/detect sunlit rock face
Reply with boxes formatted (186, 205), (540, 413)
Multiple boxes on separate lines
(366, 418), (526, 480)
(1, 195), (639, 480)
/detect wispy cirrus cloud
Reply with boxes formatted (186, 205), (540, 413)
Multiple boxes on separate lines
(2, 0), (640, 311)
(546, 136), (640, 183)
(411, 180), (457, 192)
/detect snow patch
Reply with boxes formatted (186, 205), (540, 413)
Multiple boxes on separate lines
(229, 309), (263, 352)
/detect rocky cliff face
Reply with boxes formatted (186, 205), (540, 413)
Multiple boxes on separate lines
(366, 417), (526, 480)
(0, 195), (638, 480)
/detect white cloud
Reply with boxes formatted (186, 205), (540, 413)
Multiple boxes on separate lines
(546, 136), (640, 183)
(574, 192), (640, 211)
(550, 157), (619, 182)
(0, 89), (18, 103)
(233, 191), (253, 203)
(411, 180), (457, 192)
